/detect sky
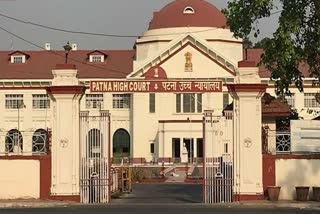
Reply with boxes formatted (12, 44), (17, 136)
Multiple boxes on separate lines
(0, 0), (280, 50)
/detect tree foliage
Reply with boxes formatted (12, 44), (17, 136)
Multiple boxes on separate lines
(254, 37), (271, 48)
(223, 0), (320, 96)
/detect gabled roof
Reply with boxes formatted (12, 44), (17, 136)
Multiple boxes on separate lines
(87, 50), (108, 57)
(246, 49), (311, 78)
(128, 34), (237, 78)
(8, 51), (30, 58)
(0, 50), (134, 80)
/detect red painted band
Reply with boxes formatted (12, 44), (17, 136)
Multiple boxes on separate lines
(46, 86), (85, 94)
(227, 84), (267, 93)
(49, 195), (80, 202)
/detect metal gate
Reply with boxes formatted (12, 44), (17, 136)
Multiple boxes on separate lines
(80, 111), (111, 204)
(203, 111), (234, 203)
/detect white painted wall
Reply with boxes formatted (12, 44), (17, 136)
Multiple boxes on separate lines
(0, 160), (40, 199)
(291, 120), (320, 153)
(136, 27), (242, 63)
(276, 159), (320, 200)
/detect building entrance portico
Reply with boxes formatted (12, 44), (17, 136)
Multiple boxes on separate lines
(172, 137), (199, 163)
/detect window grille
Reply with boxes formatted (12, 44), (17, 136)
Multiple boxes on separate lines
(176, 93), (202, 113)
(5, 94), (24, 109)
(32, 129), (47, 154)
(5, 130), (23, 153)
(86, 94), (104, 109)
(276, 131), (291, 153)
(113, 94), (130, 109)
(91, 55), (103, 63)
(13, 56), (23, 63)
(32, 94), (50, 109)
(304, 93), (320, 108)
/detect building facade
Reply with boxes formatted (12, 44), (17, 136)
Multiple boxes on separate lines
(0, 0), (318, 163)
(2, 0), (320, 203)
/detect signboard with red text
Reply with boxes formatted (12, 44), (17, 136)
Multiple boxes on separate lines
(90, 81), (222, 93)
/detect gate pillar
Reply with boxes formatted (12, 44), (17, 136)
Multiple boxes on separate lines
(227, 61), (267, 201)
(46, 64), (85, 201)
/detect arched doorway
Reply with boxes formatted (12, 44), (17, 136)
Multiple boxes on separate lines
(5, 129), (23, 153)
(113, 129), (130, 158)
(87, 129), (102, 158)
(32, 129), (47, 154)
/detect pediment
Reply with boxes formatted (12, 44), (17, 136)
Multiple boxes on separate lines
(128, 34), (237, 79)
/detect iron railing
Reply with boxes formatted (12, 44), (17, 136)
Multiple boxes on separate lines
(262, 127), (291, 154)
(0, 129), (49, 155)
(276, 131), (291, 153)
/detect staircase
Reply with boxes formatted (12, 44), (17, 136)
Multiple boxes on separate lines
(165, 168), (187, 183)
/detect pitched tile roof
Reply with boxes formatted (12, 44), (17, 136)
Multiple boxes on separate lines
(0, 50), (134, 80)
(246, 48), (311, 78)
(223, 93), (291, 118)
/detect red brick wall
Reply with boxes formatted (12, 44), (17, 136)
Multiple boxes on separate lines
(262, 155), (276, 197)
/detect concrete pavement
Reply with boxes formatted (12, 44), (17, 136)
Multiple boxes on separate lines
(0, 204), (320, 214)
(1, 199), (320, 211)
(0, 183), (319, 211)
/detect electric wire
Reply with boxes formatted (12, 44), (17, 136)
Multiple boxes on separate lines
(0, 11), (227, 38)
(0, 25), (132, 75)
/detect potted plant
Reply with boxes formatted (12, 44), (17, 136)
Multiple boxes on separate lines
(312, 186), (320, 202)
(296, 186), (309, 201)
(267, 186), (281, 201)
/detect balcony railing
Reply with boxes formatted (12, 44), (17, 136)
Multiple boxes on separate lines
(276, 131), (291, 153)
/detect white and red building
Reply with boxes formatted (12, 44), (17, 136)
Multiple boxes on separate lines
(0, 0), (320, 203)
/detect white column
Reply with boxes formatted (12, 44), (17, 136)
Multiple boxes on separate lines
(47, 64), (84, 197)
(228, 61), (266, 200)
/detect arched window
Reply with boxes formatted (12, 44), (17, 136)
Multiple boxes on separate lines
(32, 129), (47, 154)
(5, 129), (23, 153)
(113, 129), (130, 158)
(88, 129), (102, 158)
(183, 6), (195, 14)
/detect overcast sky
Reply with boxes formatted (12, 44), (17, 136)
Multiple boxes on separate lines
(0, 0), (280, 50)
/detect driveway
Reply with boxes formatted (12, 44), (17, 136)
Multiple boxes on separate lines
(112, 183), (203, 204)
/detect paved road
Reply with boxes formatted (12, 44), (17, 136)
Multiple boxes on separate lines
(1, 184), (319, 213)
(112, 183), (203, 204)
(1, 205), (318, 214)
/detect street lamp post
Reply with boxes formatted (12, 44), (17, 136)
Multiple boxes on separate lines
(17, 102), (26, 133)
(63, 41), (72, 64)
(17, 102), (25, 153)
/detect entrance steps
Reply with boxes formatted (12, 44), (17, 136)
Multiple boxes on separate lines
(160, 166), (176, 177)
(165, 169), (187, 183)
(187, 165), (196, 176)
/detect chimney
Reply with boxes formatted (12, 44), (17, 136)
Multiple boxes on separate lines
(45, 43), (51, 51)
(72, 43), (78, 51)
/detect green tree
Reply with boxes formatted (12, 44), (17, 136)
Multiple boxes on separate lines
(223, 0), (320, 96)
(254, 37), (271, 48)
